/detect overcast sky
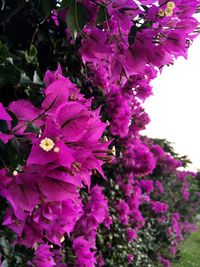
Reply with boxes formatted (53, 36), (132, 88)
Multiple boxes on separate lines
(143, 36), (200, 171)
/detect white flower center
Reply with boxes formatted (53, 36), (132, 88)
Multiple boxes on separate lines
(167, 2), (175, 10)
(39, 137), (55, 152)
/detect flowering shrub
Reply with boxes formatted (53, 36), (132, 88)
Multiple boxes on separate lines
(0, 0), (200, 266)
(96, 138), (200, 266)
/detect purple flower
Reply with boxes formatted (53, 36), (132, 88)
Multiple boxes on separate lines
(171, 213), (183, 241)
(44, 65), (63, 86)
(151, 144), (165, 159)
(72, 236), (96, 267)
(96, 253), (105, 267)
(73, 185), (110, 249)
(127, 254), (134, 264)
(32, 244), (55, 267)
(116, 200), (130, 225)
(8, 100), (43, 135)
(158, 255), (171, 267)
(106, 86), (132, 138)
(27, 117), (75, 166)
(151, 201), (168, 214)
(122, 138), (156, 177)
(1, 71), (110, 253)
(126, 228), (137, 242)
(155, 181), (164, 194)
(107, 0), (138, 31)
(80, 27), (111, 63)
(139, 179), (154, 194)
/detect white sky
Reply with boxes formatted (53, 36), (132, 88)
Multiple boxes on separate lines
(143, 36), (200, 171)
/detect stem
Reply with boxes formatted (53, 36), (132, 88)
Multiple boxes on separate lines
(31, 24), (39, 45)
(74, 0), (84, 38)
(12, 111), (45, 133)
(104, 6), (110, 31)
(117, 19), (129, 48)
(90, 0), (105, 8)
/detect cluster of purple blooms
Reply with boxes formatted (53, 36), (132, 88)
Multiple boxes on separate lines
(0, 70), (111, 266)
(77, 0), (200, 139)
(0, 0), (200, 266)
(110, 138), (198, 266)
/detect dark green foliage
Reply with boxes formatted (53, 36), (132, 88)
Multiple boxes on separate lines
(96, 6), (109, 25)
(66, 0), (88, 39)
(0, 197), (34, 266)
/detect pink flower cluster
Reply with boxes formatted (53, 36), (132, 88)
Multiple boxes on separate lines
(122, 137), (156, 177)
(0, 69), (110, 265)
(75, 0), (200, 138)
(115, 175), (150, 242)
(72, 185), (111, 266)
(107, 136), (199, 266)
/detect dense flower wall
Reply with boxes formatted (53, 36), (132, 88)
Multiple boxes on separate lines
(0, 0), (200, 266)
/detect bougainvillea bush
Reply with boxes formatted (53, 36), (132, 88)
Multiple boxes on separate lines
(0, 0), (200, 266)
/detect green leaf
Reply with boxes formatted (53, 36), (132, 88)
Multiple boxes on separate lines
(25, 122), (41, 134)
(5, 57), (13, 64)
(0, 120), (8, 133)
(6, 139), (20, 169)
(33, 70), (43, 85)
(0, 66), (20, 88)
(41, 0), (55, 17)
(0, 139), (6, 154)
(59, 0), (72, 10)
(128, 25), (137, 45)
(140, 20), (152, 30)
(0, 41), (9, 62)
(19, 73), (32, 85)
(25, 44), (38, 65)
(0, 70), (8, 88)
(66, 0), (88, 39)
(29, 89), (45, 107)
(96, 6), (109, 25)
(6, 110), (18, 128)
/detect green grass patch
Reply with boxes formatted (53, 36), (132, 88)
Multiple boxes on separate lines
(172, 223), (200, 267)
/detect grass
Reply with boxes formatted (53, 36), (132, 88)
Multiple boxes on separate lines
(171, 223), (200, 267)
